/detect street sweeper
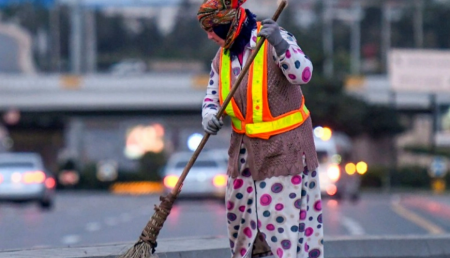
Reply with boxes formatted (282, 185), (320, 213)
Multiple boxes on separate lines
(197, 0), (324, 257)
(120, 1), (323, 258)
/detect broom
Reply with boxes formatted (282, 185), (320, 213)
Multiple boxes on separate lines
(119, 1), (287, 257)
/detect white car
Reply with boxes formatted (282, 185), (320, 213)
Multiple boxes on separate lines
(162, 150), (228, 199)
(0, 153), (56, 210)
(314, 127), (363, 201)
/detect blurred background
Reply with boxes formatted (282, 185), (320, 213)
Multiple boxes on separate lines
(1, 0), (450, 251)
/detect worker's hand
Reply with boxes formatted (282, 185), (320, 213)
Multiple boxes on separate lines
(258, 19), (290, 57)
(202, 114), (223, 135)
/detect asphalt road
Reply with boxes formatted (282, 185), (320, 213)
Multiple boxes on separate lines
(0, 191), (449, 251)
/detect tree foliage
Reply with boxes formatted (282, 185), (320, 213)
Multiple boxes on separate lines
(303, 76), (405, 138)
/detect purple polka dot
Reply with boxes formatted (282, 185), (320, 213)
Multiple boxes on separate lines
(271, 183), (283, 193)
(288, 74), (297, 80)
(305, 227), (314, 237)
(227, 201), (234, 210)
(242, 168), (251, 177)
(260, 194), (272, 206)
(291, 175), (302, 185)
(211, 90), (217, 95)
(233, 179), (243, 189)
(209, 80), (214, 85)
(243, 227), (252, 238)
(229, 240), (234, 248)
(302, 67), (311, 82)
(258, 220), (262, 228)
(286, 49), (291, 58)
(304, 243), (309, 252)
(299, 223), (305, 232)
(227, 212), (237, 221)
(309, 249), (322, 258)
(300, 210), (307, 220)
(297, 48), (303, 53)
(233, 67), (241, 76)
(204, 98), (213, 102)
(294, 199), (302, 209)
(314, 200), (322, 211)
(281, 240), (291, 250)
(266, 224), (275, 231)
(251, 220), (257, 230)
(275, 203), (284, 211)
(210, 71), (214, 77)
(252, 36), (257, 42)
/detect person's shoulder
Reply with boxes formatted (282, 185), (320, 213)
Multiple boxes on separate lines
(279, 27), (297, 43)
(213, 48), (223, 61)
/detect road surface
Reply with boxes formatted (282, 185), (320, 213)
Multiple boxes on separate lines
(0, 191), (449, 251)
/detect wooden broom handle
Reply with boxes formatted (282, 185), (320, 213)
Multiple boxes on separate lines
(171, 0), (288, 196)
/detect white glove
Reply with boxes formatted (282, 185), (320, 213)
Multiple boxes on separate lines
(202, 114), (223, 135)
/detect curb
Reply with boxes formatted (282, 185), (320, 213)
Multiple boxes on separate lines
(2, 235), (450, 258)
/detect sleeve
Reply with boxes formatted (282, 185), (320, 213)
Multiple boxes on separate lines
(272, 29), (313, 85)
(202, 63), (221, 129)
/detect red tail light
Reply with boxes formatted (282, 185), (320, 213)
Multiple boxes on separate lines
(45, 177), (56, 188)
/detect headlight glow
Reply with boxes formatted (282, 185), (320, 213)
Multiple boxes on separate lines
(356, 161), (368, 175)
(327, 164), (340, 182)
(163, 175), (179, 189)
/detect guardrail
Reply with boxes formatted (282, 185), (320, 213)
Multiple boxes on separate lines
(2, 234), (450, 258)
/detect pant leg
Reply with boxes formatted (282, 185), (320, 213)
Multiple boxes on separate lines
(226, 143), (258, 258)
(254, 165), (324, 258)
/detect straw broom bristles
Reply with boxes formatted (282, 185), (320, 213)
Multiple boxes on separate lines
(119, 194), (176, 258)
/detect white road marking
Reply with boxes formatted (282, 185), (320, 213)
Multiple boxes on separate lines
(85, 222), (101, 232)
(341, 216), (365, 235)
(61, 235), (80, 245)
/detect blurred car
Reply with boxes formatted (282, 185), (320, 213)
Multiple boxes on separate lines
(162, 150), (228, 199)
(0, 153), (56, 210)
(314, 127), (366, 201)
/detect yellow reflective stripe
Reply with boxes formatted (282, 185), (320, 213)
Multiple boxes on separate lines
(245, 111), (305, 135)
(303, 104), (310, 115)
(231, 117), (242, 130)
(252, 28), (265, 123)
(220, 49), (235, 118)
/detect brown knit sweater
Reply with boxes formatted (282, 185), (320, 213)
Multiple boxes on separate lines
(213, 48), (318, 181)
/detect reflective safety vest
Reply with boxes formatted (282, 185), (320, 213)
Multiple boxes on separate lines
(219, 22), (310, 140)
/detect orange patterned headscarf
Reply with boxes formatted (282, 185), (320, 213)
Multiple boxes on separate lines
(197, 0), (248, 49)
